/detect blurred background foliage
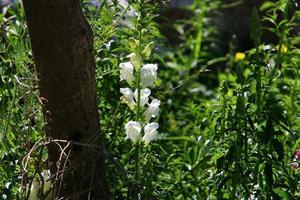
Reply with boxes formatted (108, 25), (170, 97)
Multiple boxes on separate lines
(0, 0), (299, 199)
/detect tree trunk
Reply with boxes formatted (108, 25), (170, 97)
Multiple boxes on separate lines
(22, 0), (108, 199)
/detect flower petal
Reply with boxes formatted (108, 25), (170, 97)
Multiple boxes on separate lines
(143, 99), (160, 122)
(134, 88), (151, 108)
(120, 88), (136, 110)
(125, 121), (142, 143)
(120, 62), (134, 85)
(141, 64), (158, 88)
(142, 122), (159, 144)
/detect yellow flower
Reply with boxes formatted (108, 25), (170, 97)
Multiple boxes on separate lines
(279, 44), (288, 54)
(235, 52), (246, 61)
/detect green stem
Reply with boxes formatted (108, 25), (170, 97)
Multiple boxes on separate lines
(269, 41), (282, 86)
(134, 143), (140, 198)
(136, 67), (141, 121)
(134, 28), (143, 199)
(221, 93), (227, 134)
(193, 0), (205, 61)
(255, 46), (262, 116)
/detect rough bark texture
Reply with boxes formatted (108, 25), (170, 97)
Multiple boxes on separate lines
(22, 0), (108, 199)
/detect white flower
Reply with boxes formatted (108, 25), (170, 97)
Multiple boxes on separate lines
(143, 99), (160, 122)
(120, 88), (136, 110)
(142, 122), (159, 144)
(134, 88), (151, 108)
(141, 64), (158, 88)
(120, 62), (134, 85)
(125, 121), (142, 143)
(120, 87), (152, 110)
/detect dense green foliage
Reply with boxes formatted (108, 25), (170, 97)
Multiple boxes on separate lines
(0, 0), (299, 199)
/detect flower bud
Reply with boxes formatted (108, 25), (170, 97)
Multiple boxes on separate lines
(128, 53), (142, 70)
(295, 149), (300, 159)
(142, 42), (155, 59)
(129, 37), (139, 50)
(141, 29), (147, 35)
(279, 44), (288, 54)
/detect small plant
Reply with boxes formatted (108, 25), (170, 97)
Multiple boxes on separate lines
(211, 1), (300, 199)
(116, 1), (162, 199)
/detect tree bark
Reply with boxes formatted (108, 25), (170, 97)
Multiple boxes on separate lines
(22, 0), (108, 199)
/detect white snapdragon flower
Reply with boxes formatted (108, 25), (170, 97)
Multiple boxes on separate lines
(120, 40), (160, 145)
(142, 122), (159, 144)
(134, 88), (151, 108)
(120, 62), (134, 85)
(141, 64), (158, 88)
(143, 99), (160, 122)
(120, 88), (151, 110)
(120, 88), (136, 110)
(125, 121), (142, 143)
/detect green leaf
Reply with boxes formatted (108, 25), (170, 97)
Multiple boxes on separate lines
(274, 188), (295, 200)
(259, 2), (275, 11)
